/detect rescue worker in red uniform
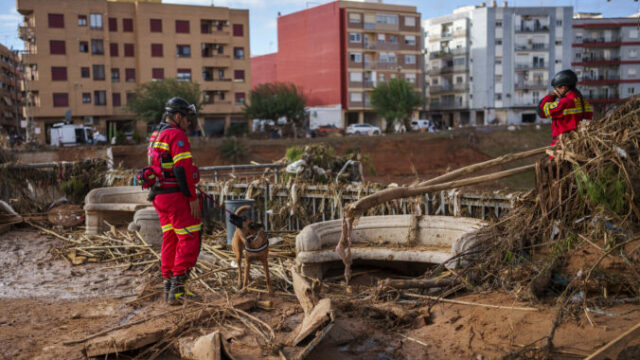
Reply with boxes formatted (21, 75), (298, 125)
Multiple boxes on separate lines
(537, 69), (593, 147)
(147, 97), (201, 305)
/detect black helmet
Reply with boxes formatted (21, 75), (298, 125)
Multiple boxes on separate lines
(551, 69), (577, 88)
(165, 97), (197, 117)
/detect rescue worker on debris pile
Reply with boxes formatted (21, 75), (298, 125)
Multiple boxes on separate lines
(147, 97), (201, 305)
(537, 69), (593, 147)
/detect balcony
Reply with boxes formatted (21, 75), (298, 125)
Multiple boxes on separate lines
(578, 75), (621, 85)
(429, 83), (469, 94)
(364, 42), (400, 51)
(514, 81), (547, 90)
(429, 47), (467, 59)
(515, 25), (549, 33)
(573, 56), (621, 66)
(515, 43), (548, 52)
(584, 93), (620, 103)
(18, 26), (35, 41)
(429, 65), (468, 75)
(515, 63), (547, 71)
(364, 61), (400, 70)
(573, 37), (623, 48)
(363, 80), (375, 88)
(429, 100), (467, 110)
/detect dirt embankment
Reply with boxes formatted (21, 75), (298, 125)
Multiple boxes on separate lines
(15, 125), (552, 188)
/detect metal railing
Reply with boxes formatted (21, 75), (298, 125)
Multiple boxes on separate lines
(199, 164), (286, 182)
(199, 181), (515, 231)
(514, 81), (547, 90)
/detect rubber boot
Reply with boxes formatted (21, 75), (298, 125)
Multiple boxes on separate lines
(168, 274), (199, 305)
(163, 278), (172, 303)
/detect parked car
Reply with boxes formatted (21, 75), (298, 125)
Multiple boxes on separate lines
(411, 119), (438, 133)
(313, 124), (344, 137)
(346, 123), (381, 136)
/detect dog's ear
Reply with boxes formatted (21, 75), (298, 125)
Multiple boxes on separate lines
(229, 214), (245, 228)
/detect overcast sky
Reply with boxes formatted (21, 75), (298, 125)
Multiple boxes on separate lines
(0, 0), (637, 55)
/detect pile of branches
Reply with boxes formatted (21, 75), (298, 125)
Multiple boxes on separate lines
(466, 96), (640, 306)
(284, 144), (372, 184)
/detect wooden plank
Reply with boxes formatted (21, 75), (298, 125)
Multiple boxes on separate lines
(83, 297), (255, 358)
(584, 321), (640, 360)
(290, 298), (333, 346)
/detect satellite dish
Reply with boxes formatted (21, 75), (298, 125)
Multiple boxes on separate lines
(65, 109), (72, 123)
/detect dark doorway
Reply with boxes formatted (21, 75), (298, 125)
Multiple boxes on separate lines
(522, 113), (536, 123)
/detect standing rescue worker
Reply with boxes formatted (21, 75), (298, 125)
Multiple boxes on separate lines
(147, 97), (201, 305)
(537, 69), (593, 147)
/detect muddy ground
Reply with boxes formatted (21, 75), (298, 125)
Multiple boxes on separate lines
(2, 227), (640, 359)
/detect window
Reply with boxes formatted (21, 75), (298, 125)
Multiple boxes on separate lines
(349, 13), (361, 24)
(496, 20), (502, 27)
(629, 87), (636, 95)
(235, 92), (246, 105)
(630, 30), (639, 39)
(404, 16), (415, 27)
(233, 24), (243, 36)
(94, 91), (106, 106)
(378, 73), (385, 82)
(404, 35), (416, 46)
(456, 76), (464, 84)
(151, 43), (163, 57)
(405, 73), (416, 83)
(495, 93), (502, 100)
(495, 58), (502, 64)
(630, 49), (638, 58)
(454, 57), (465, 66)
(81, 67), (90, 78)
(629, 68), (637, 76)
(177, 68), (191, 81)
(93, 65), (105, 80)
(495, 74), (502, 83)
(176, 20), (190, 33)
(90, 14), (102, 29)
(234, 70), (245, 81)
(234, 47), (245, 60)
(78, 15), (87, 27)
(377, 34), (386, 43)
(125, 68), (136, 82)
(350, 92), (363, 102)
(376, 14), (398, 25)
(556, 20), (562, 26)
(350, 52), (362, 63)
(50, 40), (66, 55)
(126, 92), (136, 104)
(349, 33), (361, 43)
(177, 45), (191, 58)
(152, 68), (164, 80)
(555, 40), (562, 45)
(51, 66), (67, 81)
(53, 93), (68, 107)
(79, 41), (89, 53)
(91, 39), (104, 55)
(124, 44), (134, 57)
(108, 17), (117, 32)
(379, 52), (396, 63)
(123, 18), (133, 32)
(112, 93), (121, 107)
(110, 43), (118, 57)
(405, 54), (416, 64)
(82, 92), (91, 104)
(350, 72), (363, 82)
(111, 68), (120, 82)
(555, 59), (561, 64)
(150, 19), (162, 32)
(496, 39), (502, 45)
(48, 14), (64, 28)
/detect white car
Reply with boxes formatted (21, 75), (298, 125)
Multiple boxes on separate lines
(346, 123), (381, 136)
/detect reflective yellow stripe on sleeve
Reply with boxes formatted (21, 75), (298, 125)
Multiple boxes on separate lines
(173, 152), (192, 163)
(154, 142), (170, 151)
(543, 100), (559, 118)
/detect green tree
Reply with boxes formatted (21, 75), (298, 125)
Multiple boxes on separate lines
(127, 78), (201, 125)
(244, 82), (307, 137)
(370, 78), (422, 132)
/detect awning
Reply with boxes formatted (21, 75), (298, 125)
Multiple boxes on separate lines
(2, 96), (12, 107)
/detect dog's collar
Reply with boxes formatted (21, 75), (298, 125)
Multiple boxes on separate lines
(245, 241), (268, 253)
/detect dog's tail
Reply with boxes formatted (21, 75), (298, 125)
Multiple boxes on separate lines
(235, 205), (251, 216)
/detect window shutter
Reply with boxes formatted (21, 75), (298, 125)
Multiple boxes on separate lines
(234, 70), (245, 80)
(53, 93), (68, 107)
(152, 68), (164, 80)
(150, 19), (162, 32)
(123, 18), (133, 32)
(51, 67), (67, 81)
(48, 14), (64, 28)
(176, 20), (190, 33)
(112, 93), (122, 107)
(50, 40), (66, 55)
(124, 44), (134, 57)
(110, 43), (118, 57)
(151, 44), (163, 57)
(232, 24), (243, 36)
(108, 17), (117, 32)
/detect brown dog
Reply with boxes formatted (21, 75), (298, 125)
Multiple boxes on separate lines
(231, 205), (272, 293)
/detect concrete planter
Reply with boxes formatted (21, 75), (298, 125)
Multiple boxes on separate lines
(295, 215), (486, 279)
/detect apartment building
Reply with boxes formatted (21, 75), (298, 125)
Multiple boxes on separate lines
(0, 43), (23, 138)
(572, 14), (640, 116)
(423, 2), (573, 126)
(17, 0), (251, 144)
(251, 0), (422, 130)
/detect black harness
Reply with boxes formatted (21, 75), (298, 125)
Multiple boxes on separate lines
(244, 233), (269, 253)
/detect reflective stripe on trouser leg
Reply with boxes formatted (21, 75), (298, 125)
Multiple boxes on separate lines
(154, 199), (178, 279)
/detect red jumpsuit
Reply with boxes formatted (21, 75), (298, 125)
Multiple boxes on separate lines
(147, 124), (201, 278)
(538, 90), (593, 146)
